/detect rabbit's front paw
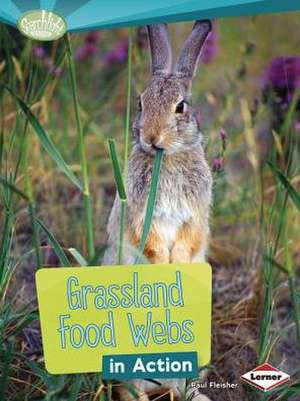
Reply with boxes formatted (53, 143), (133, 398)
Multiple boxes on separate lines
(132, 228), (170, 264)
(170, 244), (191, 263)
(170, 222), (204, 263)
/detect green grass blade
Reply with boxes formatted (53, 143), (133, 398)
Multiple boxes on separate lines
(267, 161), (300, 213)
(69, 375), (82, 401)
(32, 52), (66, 103)
(107, 381), (113, 401)
(279, 381), (300, 400)
(281, 89), (300, 135)
(64, 34), (95, 261)
(26, 360), (58, 390)
(107, 139), (127, 264)
(288, 275), (300, 349)
(3, 85), (82, 191)
(68, 248), (88, 266)
(88, 246), (107, 266)
(0, 176), (28, 201)
(0, 172), (15, 284)
(28, 202), (43, 268)
(135, 149), (164, 263)
(36, 218), (71, 267)
(108, 139), (127, 201)
(258, 219), (275, 363)
(0, 217), (13, 286)
(0, 339), (14, 400)
(283, 216), (300, 349)
(9, 312), (38, 335)
(264, 254), (289, 274)
(26, 360), (66, 396)
(0, 99), (4, 169)
(123, 27), (133, 179)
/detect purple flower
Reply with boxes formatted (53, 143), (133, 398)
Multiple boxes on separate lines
(219, 127), (227, 141)
(33, 45), (45, 59)
(103, 39), (128, 65)
(85, 31), (101, 44)
(74, 31), (101, 61)
(200, 23), (218, 64)
(212, 157), (223, 172)
(75, 42), (98, 61)
(262, 56), (300, 104)
(295, 120), (300, 132)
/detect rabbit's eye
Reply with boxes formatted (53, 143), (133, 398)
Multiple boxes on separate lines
(175, 100), (186, 114)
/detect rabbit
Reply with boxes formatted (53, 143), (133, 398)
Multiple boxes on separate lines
(102, 20), (213, 401)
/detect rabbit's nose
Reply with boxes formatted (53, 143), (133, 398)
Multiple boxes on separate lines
(148, 134), (157, 144)
(152, 137), (164, 149)
(141, 135), (163, 152)
(148, 133), (164, 147)
(143, 135), (157, 147)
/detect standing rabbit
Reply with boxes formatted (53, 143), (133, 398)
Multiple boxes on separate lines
(102, 20), (213, 401)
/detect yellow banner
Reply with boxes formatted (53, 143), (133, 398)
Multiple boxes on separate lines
(36, 263), (211, 374)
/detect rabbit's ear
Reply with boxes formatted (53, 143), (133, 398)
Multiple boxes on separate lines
(147, 24), (172, 76)
(175, 20), (212, 82)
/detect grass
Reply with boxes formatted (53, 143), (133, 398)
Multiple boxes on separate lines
(107, 138), (127, 264)
(134, 148), (164, 264)
(65, 34), (95, 262)
(0, 13), (300, 401)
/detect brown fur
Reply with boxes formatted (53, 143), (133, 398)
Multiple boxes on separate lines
(128, 226), (169, 264)
(171, 221), (203, 263)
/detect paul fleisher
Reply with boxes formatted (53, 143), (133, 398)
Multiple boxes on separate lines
(191, 381), (238, 389)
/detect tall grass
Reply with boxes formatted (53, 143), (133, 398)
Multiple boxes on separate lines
(269, 163), (300, 349)
(135, 148), (164, 263)
(0, 26), (164, 399)
(107, 138), (127, 264)
(258, 91), (300, 379)
(65, 34), (95, 261)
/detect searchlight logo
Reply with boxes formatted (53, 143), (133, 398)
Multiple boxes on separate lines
(18, 10), (66, 41)
(241, 363), (290, 392)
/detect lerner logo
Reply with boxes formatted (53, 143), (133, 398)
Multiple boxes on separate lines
(17, 10), (66, 41)
(241, 363), (290, 392)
